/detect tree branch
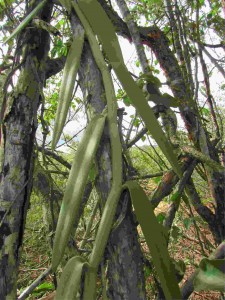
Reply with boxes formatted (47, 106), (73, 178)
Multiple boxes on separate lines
(37, 146), (71, 169)
(45, 56), (66, 79)
(18, 267), (52, 300)
(181, 241), (225, 299)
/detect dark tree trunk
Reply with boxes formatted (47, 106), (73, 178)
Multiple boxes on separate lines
(71, 13), (147, 298)
(0, 1), (52, 298)
(106, 191), (146, 300)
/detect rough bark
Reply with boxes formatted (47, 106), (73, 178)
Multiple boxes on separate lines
(0, 1), (52, 298)
(106, 191), (146, 300)
(71, 13), (147, 298)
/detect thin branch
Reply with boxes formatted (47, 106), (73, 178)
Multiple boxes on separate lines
(202, 42), (225, 49)
(181, 145), (224, 172)
(37, 146), (71, 169)
(135, 144), (164, 172)
(163, 159), (198, 230)
(201, 45), (225, 79)
(185, 179), (218, 242)
(126, 104), (169, 148)
(114, 0), (150, 73)
(125, 111), (137, 145)
(127, 127), (148, 148)
(130, 172), (164, 180)
(18, 267), (52, 300)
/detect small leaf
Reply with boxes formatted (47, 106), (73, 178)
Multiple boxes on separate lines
(135, 60), (140, 67)
(153, 176), (162, 184)
(139, 73), (162, 87)
(221, 84), (225, 90)
(156, 212), (166, 224)
(153, 69), (160, 74)
(33, 282), (54, 293)
(183, 217), (193, 230)
(201, 107), (210, 116)
(144, 265), (152, 277)
(123, 96), (132, 106)
(194, 259), (225, 292)
(171, 191), (180, 202)
(133, 118), (140, 127)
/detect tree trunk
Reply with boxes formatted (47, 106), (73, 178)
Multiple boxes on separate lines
(72, 13), (146, 298)
(106, 191), (146, 300)
(0, 2), (52, 298)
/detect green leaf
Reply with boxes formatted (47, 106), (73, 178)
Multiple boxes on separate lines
(153, 69), (160, 74)
(170, 191), (180, 202)
(144, 265), (152, 277)
(52, 32), (84, 149)
(153, 176), (162, 184)
(52, 113), (106, 271)
(33, 282), (54, 294)
(116, 89), (126, 99)
(194, 259), (225, 292)
(139, 73), (162, 87)
(55, 256), (89, 299)
(123, 96), (132, 106)
(124, 181), (181, 300)
(148, 0), (162, 4)
(4, 0), (48, 44)
(133, 118), (140, 127)
(201, 107), (210, 116)
(221, 84), (225, 90)
(183, 217), (193, 230)
(156, 212), (166, 224)
(135, 60), (140, 67)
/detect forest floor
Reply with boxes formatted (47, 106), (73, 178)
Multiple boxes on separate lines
(17, 179), (223, 299)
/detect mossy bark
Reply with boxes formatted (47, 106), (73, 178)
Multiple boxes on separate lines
(0, 1), (52, 298)
(71, 13), (146, 299)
